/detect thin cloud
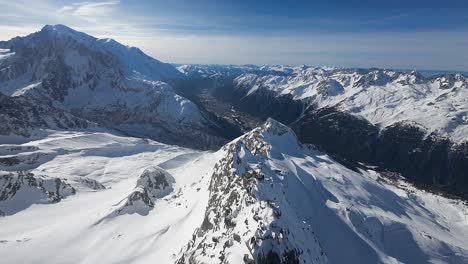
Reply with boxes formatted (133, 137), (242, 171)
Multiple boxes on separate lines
(0, 0), (467, 71)
(57, 1), (121, 22)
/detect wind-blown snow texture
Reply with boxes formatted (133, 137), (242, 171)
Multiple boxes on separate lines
(1, 122), (466, 263)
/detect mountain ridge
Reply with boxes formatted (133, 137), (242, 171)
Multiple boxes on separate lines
(174, 64), (468, 197)
(178, 118), (468, 263)
(0, 25), (228, 149)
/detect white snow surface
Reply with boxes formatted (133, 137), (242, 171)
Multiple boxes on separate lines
(0, 124), (467, 263)
(0, 48), (15, 60)
(0, 129), (215, 263)
(40, 24), (183, 82)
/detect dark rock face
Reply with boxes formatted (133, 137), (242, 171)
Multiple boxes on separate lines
(213, 80), (304, 125)
(172, 78), (262, 140)
(0, 93), (90, 137)
(77, 177), (106, 190)
(257, 250), (301, 264)
(374, 125), (468, 196)
(292, 107), (379, 162)
(114, 166), (175, 214)
(0, 171), (76, 215)
(293, 107), (468, 198)
(124, 188), (155, 208)
(0, 156), (21, 167)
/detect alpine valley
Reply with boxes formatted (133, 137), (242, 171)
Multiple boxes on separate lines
(1, 25), (467, 264)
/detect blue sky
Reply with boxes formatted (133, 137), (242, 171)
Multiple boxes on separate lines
(1, 0), (468, 70)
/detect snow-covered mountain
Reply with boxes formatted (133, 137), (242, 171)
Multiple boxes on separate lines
(179, 119), (468, 263)
(232, 66), (468, 143)
(176, 64), (293, 79)
(177, 64), (468, 143)
(175, 64), (468, 197)
(1, 121), (467, 263)
(0, 25), (226, 149)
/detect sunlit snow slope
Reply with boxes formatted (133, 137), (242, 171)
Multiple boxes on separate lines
(1, 122), (467, 264)
(0, 129), (218, 263)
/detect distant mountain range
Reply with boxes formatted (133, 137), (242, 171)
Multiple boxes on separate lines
(175, 64), (468, 197)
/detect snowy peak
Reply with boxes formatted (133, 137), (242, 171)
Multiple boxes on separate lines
(316, 79), (344, 96)
(40, 24), (94, 41)
(135, 166), (175, 201)
(432, 73), (468, 90)
(243, 118), (302, 152)
(242, 118), (299, 145)
(42, 24), (79, 33)
(108, 166), (175, 217)
(0, 113), (467, 263)
(261, 118), (293, 137)
(219, 118), (303, 161)
(179, 118), (468, 263)
(394, 70), (426, 86)
(227, 65), (468, 142)
(0, 26), (227, 149)
(179, 120), (328, 263)
(4, 24), (182, 82)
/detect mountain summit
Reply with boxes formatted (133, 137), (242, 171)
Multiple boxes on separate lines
(4, 24), (183, 81)
(178, 119), (468, 263)
(0, 25), (226, 149)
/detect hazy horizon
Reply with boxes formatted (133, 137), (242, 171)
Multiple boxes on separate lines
(1, 0), (468, 71)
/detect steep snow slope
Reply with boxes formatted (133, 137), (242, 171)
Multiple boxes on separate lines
(0, 25), (225, 149)
(232, 66), (468, 143)
(0, 123), (467, 263)
(2, 24), (182, 82)
(179, 119), (468, 263)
